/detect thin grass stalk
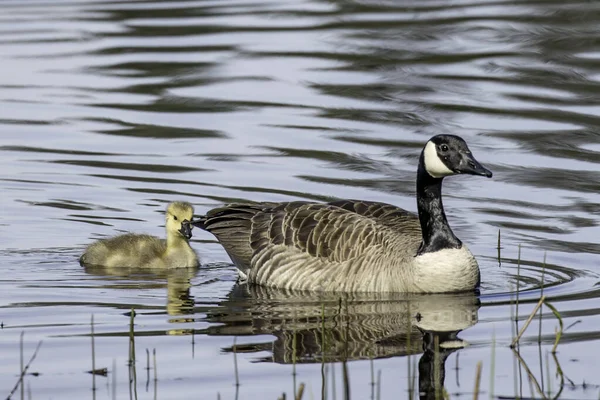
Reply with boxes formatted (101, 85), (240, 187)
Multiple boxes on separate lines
(497, 229), (501, 267)
(153, 349), (157, 400)
(295, 383), (305, 400)
(233, 337), (239, 389)
(145, 348), (150, 392)
(20, 331), (24, 400)
(473, 361), (482, 400)
(129, 309), (136, 363)
(526, 368), (535, 399)
(321, 304), (327, 400)
(455, 352), (460, 388)
(342, 361), (350, 400)
(513, 243), (522, 397)
(6, 338), (42, 400)
(128, 308), (138, 400)
(550, 352), (565, 399)
(92, 315), (96, 395)
(511, 348), (546, 399)
(510, 282), (516, 344)
(510, 296), (546, 348)
(543, 301), (563, 353)
(538, 337), (545, 395)
(192, 329), (195, 359)
(376, 370), (381, 400)
(538, 253), (546, 344)
(516, 245), (521, 323)
(509, 281), (518, 398)
(546, 351), (551, 397)
(112, 359), (117, 400)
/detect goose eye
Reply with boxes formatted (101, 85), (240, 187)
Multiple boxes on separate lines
(440, 144), (449, 152)
(173, 216), (178, 221)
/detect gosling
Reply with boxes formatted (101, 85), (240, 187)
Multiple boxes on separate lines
(80, 202), (199, 269)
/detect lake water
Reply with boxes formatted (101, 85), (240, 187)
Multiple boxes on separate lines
(1, 0), (599, 399)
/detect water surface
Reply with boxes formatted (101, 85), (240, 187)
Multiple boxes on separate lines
(1, 0), (599, 398)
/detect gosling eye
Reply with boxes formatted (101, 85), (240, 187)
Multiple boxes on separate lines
(440, 144), (449, 152)
(173, 215), (178, 221)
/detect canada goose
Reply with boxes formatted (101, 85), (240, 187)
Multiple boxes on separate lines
(191, 135), (492, 293)
(80, 202), (198, 269)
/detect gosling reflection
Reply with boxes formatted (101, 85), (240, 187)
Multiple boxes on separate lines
(82, 264), (198, 317)
(201, 284), (479, 398)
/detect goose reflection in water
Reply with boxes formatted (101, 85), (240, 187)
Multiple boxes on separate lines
(82, 264), (198, 319)
(200, 284), (480, 399)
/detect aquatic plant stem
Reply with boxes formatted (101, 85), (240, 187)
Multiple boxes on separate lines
(516, 245), (521, 324)
(145, 348), (150, 392)
(510, 296), (546, 348)
(538, 252), (546, 344)
(20, 331), (24, 400)
(153, 349), (157, 400)
(546, 352), (551, 397)
(321, 303), (327, 400)
(497, 229), (501, 267)
(128, 308), (138, 400)
(473, 361), (482, 400)
(6, 335), (42, 400)
(543, 302), (563, 353)
(295, 383), (305, 400)
(112, 359), (116, 400)
(233, 336), (239, 400)
(91, 315), (96, 395)
(511, 348), (545, 398)
(376, 370), (381, 400)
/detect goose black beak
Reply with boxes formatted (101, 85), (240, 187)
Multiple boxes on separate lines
(455, 152), (492, 178)
(190, 218), (205, 229)
(179, 220), (193, 240)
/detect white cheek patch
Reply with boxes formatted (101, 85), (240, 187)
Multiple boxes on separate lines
(424, 141), (454, 178)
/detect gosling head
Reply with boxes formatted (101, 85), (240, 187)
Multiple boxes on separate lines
(165, 201), (194, 240)
(422, 135), (493, 179)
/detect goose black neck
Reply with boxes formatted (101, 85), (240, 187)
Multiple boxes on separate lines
(416, 153), (462, 255)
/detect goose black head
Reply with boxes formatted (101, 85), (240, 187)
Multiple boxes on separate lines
(422, 135), (492, 179)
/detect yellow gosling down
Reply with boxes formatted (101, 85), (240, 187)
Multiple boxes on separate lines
(80, 202), (199, 269)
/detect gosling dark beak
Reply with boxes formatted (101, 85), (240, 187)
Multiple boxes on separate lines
(455, 152), (493, 178)
(179, 220), (193, 240)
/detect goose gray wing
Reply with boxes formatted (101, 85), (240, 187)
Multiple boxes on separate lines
(327, 200), (421, 236)
(197, 201), (421, 291)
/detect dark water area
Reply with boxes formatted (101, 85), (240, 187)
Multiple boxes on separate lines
(1, 0), (599, 398)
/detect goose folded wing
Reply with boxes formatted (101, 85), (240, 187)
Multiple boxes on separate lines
(248, 202), (397, 263)
(327, 199), (421, 236)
